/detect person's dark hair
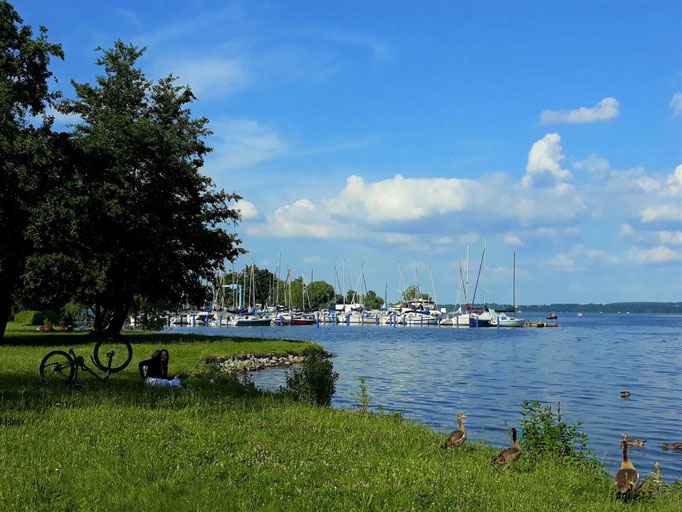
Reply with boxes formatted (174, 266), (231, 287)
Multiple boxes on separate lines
(150, 350), (161, 360)
(160, 349), (169, 376)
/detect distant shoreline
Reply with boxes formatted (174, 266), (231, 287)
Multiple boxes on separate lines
(439, 302), (682, 314)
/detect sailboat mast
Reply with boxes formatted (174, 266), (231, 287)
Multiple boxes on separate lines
(483, 237), (487, 307)
(466, 244), (470, 307)
(513, 252), (516, 312)
(342, 259), (346, 305)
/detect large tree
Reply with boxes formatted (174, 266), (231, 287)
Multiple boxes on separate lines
(60, 41), (245, 336)
(0, 1), (63, 339)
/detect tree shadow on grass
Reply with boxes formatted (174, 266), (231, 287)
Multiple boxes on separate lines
(0, 368), (272, 415)
(1, 331), (315, 347)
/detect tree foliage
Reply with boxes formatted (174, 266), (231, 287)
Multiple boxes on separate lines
(402, 285), (431, 302)
(0, 0), (63, 339)
(363, 290), (384, 309)
(50, 41), (245, 335)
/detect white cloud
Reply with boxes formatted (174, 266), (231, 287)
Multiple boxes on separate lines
(641, 205), (682, 223)
(156, 57), (250, 99)
(574, 153), (610, 177)
(247, 199), (353, 239)
(522, 133), (572, 188)
(234, 200), (259, 220)
(208, 118), (289, 171)
(628, 245), (681, 263)
(540, 97), (620, 124)
(326, 174), (474, 223)
(621, 224), (682, 245)
(503, 234), (524, 247)
(303, 256), (326, 264)
(548, 244), (619, 271)
(670, 93), (682, 118)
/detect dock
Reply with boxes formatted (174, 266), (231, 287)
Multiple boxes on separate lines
(524, 320), (558, 328)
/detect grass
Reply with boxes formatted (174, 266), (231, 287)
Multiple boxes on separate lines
(0, 326), (680, 511)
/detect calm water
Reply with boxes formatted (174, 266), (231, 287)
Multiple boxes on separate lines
(169, 313), (682, 479)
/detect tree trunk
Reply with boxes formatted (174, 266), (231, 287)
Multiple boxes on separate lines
(103, 301), (131, 337)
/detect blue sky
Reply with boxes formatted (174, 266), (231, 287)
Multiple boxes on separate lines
(15, 0), (682, 304)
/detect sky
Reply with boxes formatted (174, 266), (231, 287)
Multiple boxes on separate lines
(14, 0), (682, 304)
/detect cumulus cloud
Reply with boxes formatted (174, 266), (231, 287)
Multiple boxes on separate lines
(621, 224), (682, 245)
(548, 244), (619, 271)
(522, 133), (572, 188)
(628, 245), (681, 263)
(234, 200), (259, 220)
(540, 97), (620, 124)
(671, 93), (682, 118)
(326, 174), (474, 223)
(247, 199), (353, 239)
(574, 153), (610, 177)
(503, 234), (524, 247)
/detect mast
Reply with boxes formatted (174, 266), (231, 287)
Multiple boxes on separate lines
(483, 237), (487, 307)
(415, 263), (419, 299)
(342, 259), (346, 305)
(513, 252), (516, 312)
(399, 260), (404, 301)
(466, 245), (470, 308)
(429, 266), (438, 308)
(384, 281), (388, 308)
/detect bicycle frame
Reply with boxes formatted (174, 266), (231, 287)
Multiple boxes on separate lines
(68, 348), (115, 384)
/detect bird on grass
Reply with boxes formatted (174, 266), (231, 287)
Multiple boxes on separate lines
(661, 442), (682, 450)
(638, 461), (661, 496)
(615, 439), (640, 502)
(622, 432), (646, 447)
(442, 412), (467, 449)
(491, 427), (521, 466)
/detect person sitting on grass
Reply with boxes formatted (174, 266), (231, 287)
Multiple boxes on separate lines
(139, 349), (182, 388)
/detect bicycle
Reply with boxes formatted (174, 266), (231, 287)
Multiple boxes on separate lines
(39, 339), (133, 385)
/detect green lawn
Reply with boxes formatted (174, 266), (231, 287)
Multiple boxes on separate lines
(0, 327), (679, 511)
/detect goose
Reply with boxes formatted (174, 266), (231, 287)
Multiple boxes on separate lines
(615, 439), (640, 502)
(491, 427), (521, 466)
(620, 391), (631, 399)
(622, 432), (646, 447)
(442, 413), (467, 449)
(661, 442), (682, 450)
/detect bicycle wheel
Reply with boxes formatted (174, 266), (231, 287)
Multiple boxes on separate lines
(40, 350), (75, 384)
(93, 339), (133, 373)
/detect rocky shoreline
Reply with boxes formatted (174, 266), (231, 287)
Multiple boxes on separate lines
(214, 351), (332, 373)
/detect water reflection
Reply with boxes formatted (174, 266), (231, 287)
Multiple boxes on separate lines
(170, 313), (682, 479)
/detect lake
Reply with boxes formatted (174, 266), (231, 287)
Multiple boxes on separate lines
(169, 313), (682, 479)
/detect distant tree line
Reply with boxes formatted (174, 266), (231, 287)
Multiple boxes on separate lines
(215, 265), (385, 310)
(0, 1), (244, 339)
(438, 302), (682, 314)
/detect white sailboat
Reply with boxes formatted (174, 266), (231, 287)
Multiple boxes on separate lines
(495, 252), (525, 327)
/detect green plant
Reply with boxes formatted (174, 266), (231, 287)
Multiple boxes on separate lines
(13, 310), (60, 326)
(60, 301), (89, 325)
(519, 401), (597, 466)
(351, 377), (372, 413)
(283, 356), (339, 406)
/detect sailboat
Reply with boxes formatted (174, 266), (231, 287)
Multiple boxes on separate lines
(495, 252), (526, 327)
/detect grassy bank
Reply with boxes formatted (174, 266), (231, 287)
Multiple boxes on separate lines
(0, 329), (679, 511)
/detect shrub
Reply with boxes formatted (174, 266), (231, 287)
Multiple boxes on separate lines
(283, 356), (338, 406)
(519, 401), (597, 466)
(351, 377), (371, 413)
(60, 301), (89, 325)
(13, 309), (60, 326)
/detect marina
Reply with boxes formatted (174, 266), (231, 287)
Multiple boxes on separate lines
(170, 312), (682, 479)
